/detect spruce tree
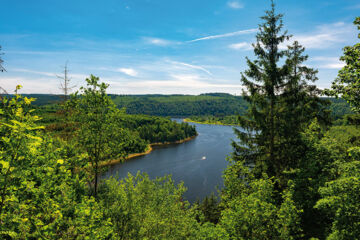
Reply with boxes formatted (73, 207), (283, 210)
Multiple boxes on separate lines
(233, 0), (290, 178)
(233, 2), (328, 179)
(278, 41), (330, 170)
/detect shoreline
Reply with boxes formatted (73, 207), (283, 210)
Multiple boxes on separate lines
(100, 134), (198, 167)
(183, 118), (239, 127)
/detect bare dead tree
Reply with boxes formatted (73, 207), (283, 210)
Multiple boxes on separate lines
(0, 45), (7, 101)
(57, 61), (76, 102)
(0, 45), (5, 73)
(0, 87), (8, 102)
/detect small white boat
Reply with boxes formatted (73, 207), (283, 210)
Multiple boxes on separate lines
(202, 156), (206, 160)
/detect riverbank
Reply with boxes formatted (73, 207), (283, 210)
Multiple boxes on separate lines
(183, 118), (239, 126)
(100, 134), (198, 167)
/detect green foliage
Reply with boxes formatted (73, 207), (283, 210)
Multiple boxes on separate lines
(289, 118), (360, 239)
(36, 99), (196, 150)
(0, 88), (112, 239)
(195, 193), (221, 224)
(233, 2), (291, 178)
(0, 88), (202, 239)
(115, 114), (196, 144)
(99, 173), (201, 239)
(326, 17), (360, 113)
(327, 98), (353, 120)
(220, 160), (302, 240)
(233, 2), (329, 186)
(290, 119), (335, 239)
(21, 93), (352, 121)
(112, 94), (248, 117)
(316, 159), (360, 240)
(186, 115), (239, 125)
(68, 75), (129, 197)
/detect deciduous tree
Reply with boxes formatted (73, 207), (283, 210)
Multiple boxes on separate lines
(68, 75), (127, 198)
(326, 17), (360, 113)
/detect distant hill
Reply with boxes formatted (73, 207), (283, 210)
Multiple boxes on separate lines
(24, 93), (352, 118)
(111, 93), (248, 117)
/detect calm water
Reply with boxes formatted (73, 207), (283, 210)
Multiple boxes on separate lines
(103, 119), (238, 202)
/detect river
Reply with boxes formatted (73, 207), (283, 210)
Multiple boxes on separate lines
(103, 120), (238, 202)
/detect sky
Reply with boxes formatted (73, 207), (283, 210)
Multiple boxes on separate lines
(0, 0), (359, 95)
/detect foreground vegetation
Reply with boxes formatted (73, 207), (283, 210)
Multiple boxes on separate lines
(0, 2), (359, 239)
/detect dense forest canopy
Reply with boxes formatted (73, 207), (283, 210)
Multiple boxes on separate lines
(24, 93), (352, 119)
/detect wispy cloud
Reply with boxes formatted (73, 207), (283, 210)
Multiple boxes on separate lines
(287, 22), (356, 50)
(320, 62), (345, 69)
(144, 37), (177, 46)
(311, 56), (345, 69)
(167, 60), (213, 76)
(116, 68), (138, 77)
(228, 42), (252, 51)
(187, 29), (257, 43)
(227, 1), (244, 9)
(6, 50), (61, 56)
(10, 68), (88, 81)
(11, 68), (56, 77)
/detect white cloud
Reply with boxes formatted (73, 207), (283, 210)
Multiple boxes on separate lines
(229, 42), (252, 51)
(121, 73), (243, 94)
(227, 1), (244, 9)
(188, 29), (257, 43)
(283, 22), (357, 50)
(144, 37), (176, 46)
(0, 76), (63, 94)
(320, 63), (345, 69)
(116, 68), (138, 77)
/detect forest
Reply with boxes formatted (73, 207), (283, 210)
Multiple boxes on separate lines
(25, 93), (352, 120)
(35, 103), (196, 153)
(1, 2), (360, 240)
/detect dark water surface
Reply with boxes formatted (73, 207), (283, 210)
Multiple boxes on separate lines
(103, 119), (238, 202)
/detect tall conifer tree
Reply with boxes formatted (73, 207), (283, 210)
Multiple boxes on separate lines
(278, 41), (329, 170)
(233, 1), (328, 179)
(233, 0), (290, 178)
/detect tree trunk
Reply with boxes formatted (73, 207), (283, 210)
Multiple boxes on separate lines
(94, 161), (98, 198)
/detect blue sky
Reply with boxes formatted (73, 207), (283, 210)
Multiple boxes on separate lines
(0, 0), (359, 94)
